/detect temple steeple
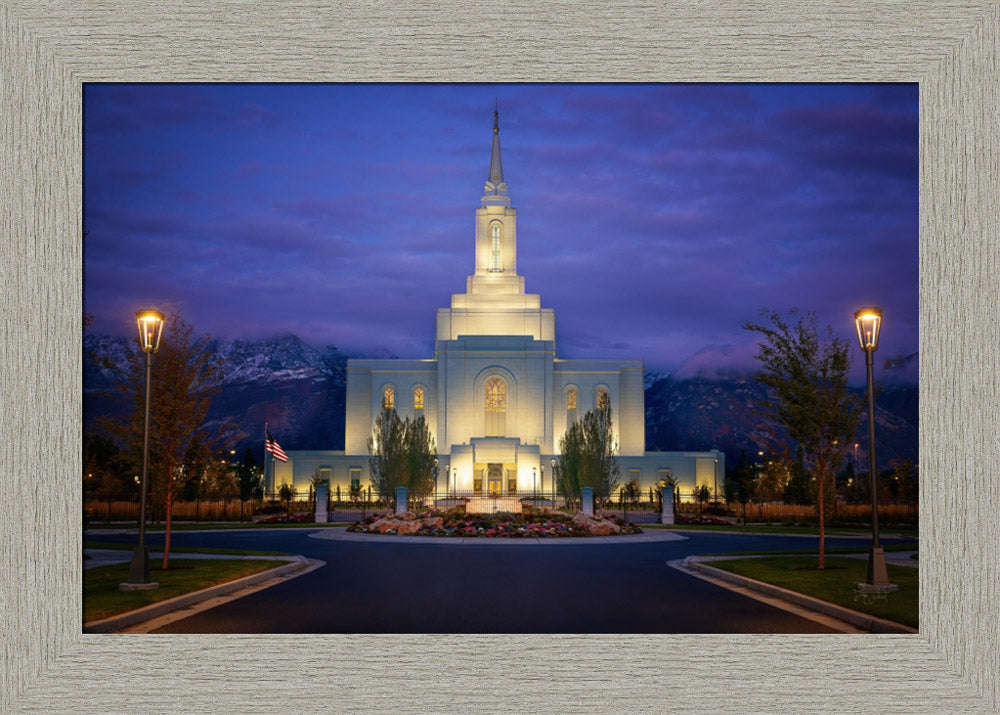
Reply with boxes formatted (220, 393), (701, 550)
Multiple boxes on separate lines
(482, 102), (510, 208)
(488, 103), (504, 183)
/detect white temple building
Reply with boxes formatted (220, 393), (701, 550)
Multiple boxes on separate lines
(274, 110), (723, 502)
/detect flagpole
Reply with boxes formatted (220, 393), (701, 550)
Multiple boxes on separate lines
(265, 421), (272, 497)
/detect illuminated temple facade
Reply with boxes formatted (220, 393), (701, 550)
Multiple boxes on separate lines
(274, 111), (723, 502)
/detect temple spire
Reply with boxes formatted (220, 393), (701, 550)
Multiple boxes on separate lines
(488, 102), (504, 184)
(482, 103), (509, 207)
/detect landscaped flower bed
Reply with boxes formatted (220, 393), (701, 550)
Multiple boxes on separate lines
(346, 508), (642, 537)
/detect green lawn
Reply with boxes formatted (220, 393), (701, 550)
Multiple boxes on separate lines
(708, 543), (917, 557)
(84, 540), (289, 556)
(643, 522), (917, 537)
(708, 555), (918, 629)
(84, 558), (282, 624)
(144, 521), (340, 531)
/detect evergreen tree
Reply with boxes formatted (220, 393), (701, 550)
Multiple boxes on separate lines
(368, 408), (437, 503)
(558, 406), (620, 505)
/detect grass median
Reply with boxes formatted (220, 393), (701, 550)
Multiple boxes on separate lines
(643, 523), (918, 538)
(707, 555), (917, 629)
(84, 558), (284, 624)
(84, 540), (289, 556)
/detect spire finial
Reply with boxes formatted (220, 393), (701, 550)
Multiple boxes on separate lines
(493, 99), (499, 135)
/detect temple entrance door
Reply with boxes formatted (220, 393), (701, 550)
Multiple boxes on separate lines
(487, 464), (503, 496)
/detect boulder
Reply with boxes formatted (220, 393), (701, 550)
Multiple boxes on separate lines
(396, 519), (422, 535)
(422, 516), (443, 530)
(571, 511), (622, 536)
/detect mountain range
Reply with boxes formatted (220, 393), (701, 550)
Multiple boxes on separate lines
(83, 334), (918, 472)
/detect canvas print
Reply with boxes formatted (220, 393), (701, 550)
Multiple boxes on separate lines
(83, 83), (918, 633)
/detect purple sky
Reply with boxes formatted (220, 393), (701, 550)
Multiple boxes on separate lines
(83, 83), (918, 379)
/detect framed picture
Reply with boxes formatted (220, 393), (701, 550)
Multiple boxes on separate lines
(3, 2), (997, 711)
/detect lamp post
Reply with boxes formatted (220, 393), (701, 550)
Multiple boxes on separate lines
(550, 457), (558, 503)
(123, 309), (164, 590)
(532, 467), (537, 497)
(854, 307), (897, 592)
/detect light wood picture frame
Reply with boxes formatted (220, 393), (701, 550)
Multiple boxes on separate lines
(2, 2), (997, 711)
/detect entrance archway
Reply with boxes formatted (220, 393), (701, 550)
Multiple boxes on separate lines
(487, 463), (503, 496)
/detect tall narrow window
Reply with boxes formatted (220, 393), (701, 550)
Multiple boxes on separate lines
(382, 386), (394, 410)
(597, 388), (609, 411)
(485, 376), (506, 436)
(490, 222), (502, 272)
(566, 387), (578, 425)
(413, 387), (424, 410)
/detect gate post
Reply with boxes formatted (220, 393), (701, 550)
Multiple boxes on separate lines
(661, 485), (675, 525)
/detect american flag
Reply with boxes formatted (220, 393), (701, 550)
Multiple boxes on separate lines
(265, 428), (289, 462)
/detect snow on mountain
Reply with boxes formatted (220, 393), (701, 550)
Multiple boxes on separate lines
(670, 343), (759, 381)
(83, 332), (917, 468)
(83, 333), (348, 389)
(880, 352), (919, 385)
(644, 371), (669, 390)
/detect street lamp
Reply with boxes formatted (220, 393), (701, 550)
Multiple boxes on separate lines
(854, 306), (897, 592)
(532, 466), (537, 496)
(123, 309), (164, 590)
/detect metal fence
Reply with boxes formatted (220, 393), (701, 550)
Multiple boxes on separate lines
(84, 487), (669, 525)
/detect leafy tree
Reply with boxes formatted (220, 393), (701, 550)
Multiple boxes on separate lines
(558, 406), (620, 505)
(236, 448), (262, 520)
(205, 453), (237, 518)
(368, 408), (437, 504)
(83, 432), (134, 523)
(180, 435), (210, 502)
(755, 454), (790, 502)
(368, 408), (406, 501)
(890, 458), (918, 505)
(744, 308), (860, 568)
(278, 482), (297, 518)
(403, 414), (437, 498)
(98, 313), (223, 568)
(694, 484), (711, 521)
(783, 445), (813, 505)
(731, 449), (758, 525)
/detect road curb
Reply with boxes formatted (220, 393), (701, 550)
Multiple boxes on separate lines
(310, 527), (688, 545)
(84, 556), (313, 633)
(684, 557), (917, 634)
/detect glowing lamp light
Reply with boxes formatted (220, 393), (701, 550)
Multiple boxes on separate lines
(853, 307), (882, 352)
(135, 309), (165, 353)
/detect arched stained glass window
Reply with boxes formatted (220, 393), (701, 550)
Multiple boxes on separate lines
(566, 388), (577, 410)
(597, 388), (609, 411)
(413, 387), (424, 410)
(382, 386), (394, 410)
(490, 222), (502, 272)
(485, 377), (506, 411)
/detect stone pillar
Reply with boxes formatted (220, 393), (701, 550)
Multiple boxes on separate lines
(581, 486), (594, 516)
(661, 485), (674, 525)
(314, 483), (328, 523)
(395, 486), (408, 515)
